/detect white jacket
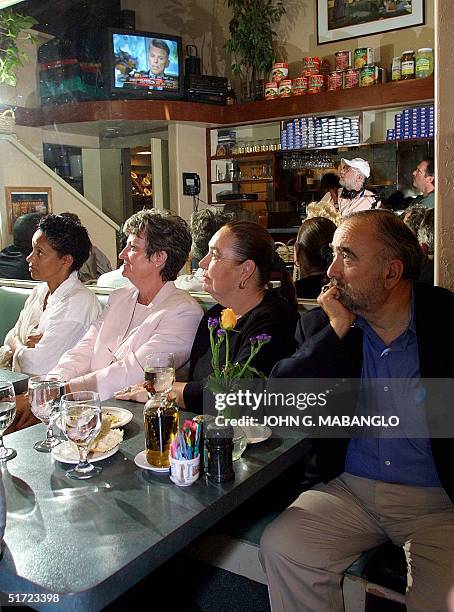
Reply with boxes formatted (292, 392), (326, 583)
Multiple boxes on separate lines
(2, 272), (102, 375)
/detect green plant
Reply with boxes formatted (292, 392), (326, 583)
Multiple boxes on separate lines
(0, 9), (37, 87)
(224, 0), (285, 99)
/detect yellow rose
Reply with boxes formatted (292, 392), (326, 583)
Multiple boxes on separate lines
(220, 308), (238, 330)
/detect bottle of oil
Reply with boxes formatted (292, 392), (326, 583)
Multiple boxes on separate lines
(143, 394), (179, 469)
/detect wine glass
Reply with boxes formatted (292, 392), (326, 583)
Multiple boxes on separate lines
(60, 391), (102, 480)
(144, 353), (175, 403)
(28, 375), (64, 452)
(0, 382), (17, 461)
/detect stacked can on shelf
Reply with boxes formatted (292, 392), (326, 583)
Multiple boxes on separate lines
(263, 45), (400, 100)
(302, 57), (320, 76)
(264, 82), (279, 100)
(386, 106), (434, 141)
(271, 62), (289, 82)
(354, 48), (374, 69)
(330, 50), (361, 90)
(264, 62), (288, 100)
(293, 76), (308, 96)
(335, 51), (352, 71)
(280, 115), (360, 150)
(279, 80), (293, 97)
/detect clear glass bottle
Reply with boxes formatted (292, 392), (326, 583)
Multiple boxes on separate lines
(415, 48), (434, 79)
(143, 395), (179, 469)
(401, 50), (415, 80)
(391, 56), (401, 81)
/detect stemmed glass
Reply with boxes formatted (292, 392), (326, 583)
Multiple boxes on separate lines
(0, 382), (17, 461)
(60, 391), (102, 480)
(28, 375), (64, 452)
(144, 353), (175, 403)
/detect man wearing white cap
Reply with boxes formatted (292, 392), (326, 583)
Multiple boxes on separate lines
(321, 158), (380, 216)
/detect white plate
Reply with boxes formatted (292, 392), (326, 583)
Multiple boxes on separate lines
(241, 425), (272, 444)
(134, 450), (169, 473)
(55, 407), (133, 431)
(51, 441), (120, 464)
(101, 406), (133, 428)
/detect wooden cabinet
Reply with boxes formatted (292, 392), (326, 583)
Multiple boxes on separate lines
(208, 124), (281, 221)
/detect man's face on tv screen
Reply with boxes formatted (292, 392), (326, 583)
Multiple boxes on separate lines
(148, 45), (169, 76)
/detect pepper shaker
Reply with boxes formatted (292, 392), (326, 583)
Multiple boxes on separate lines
(206, 421), (235, 483)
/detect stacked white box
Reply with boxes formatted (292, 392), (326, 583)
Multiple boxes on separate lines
(281, 115), (360, 150)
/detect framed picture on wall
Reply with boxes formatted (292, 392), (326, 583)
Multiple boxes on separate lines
(317, 0), (425, 45)
(5, 187), (52, 232)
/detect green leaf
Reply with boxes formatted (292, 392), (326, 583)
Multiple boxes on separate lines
(224, 0), (286, 82)
(0, 9), (38, 86)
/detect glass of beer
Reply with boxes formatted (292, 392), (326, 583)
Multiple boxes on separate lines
(144, 353), (175, 402)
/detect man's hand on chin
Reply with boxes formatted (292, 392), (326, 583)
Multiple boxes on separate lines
(318, 284), (356, 339)
(7, 393), (39, 433)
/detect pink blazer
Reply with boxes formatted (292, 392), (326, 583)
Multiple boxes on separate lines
(54, 282), (203, 400)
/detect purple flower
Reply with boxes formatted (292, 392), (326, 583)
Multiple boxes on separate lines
(256, 333), (272, 343)
(208, 317), (219, 329)
(217, 329), (227, 338)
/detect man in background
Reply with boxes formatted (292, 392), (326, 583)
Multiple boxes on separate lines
(97, 231), (131, 289)
(0, 213), (42, 280)
(318, 158), (380, 217)
(412, 158), (435, 208)
(60, 212), (112, 283)
(175, 209), (232, 292)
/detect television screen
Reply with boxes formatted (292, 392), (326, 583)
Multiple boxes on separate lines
(106, 28), (183, 99)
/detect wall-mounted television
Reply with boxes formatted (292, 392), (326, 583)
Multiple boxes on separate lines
(105, 28), (184, 100)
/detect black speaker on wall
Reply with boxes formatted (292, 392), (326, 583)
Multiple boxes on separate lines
(121, 9), (136, 30)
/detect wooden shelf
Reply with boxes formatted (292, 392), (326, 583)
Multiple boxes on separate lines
(212, 152), (274, 161)
(15, 78), (433, 128)
(279, 136), (433, 154)
(212, 178), (272, 184)
(209, 200), (272, 206)
(220, 77), (434, 125)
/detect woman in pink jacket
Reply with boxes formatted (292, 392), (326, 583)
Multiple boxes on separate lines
(52, 210), (203, 400)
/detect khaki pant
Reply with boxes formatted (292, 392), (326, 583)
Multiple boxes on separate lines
(259, 473), (454, 612)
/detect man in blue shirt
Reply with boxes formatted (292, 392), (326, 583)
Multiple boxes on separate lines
(261, 210), (454, 612)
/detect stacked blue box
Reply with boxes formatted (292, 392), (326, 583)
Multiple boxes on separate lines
(280, 129), (287, 149)
(389, 106), (434, 140)
(386, 129), (396, 141)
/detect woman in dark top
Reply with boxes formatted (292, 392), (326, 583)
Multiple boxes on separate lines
(294, 217), (336, 299)
(177, 221), (298, 411)
(116, 221), (298, 410)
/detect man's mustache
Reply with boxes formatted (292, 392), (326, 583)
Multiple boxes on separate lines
(324, 279), (344, 290)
